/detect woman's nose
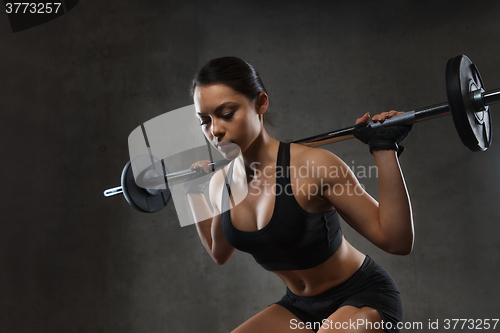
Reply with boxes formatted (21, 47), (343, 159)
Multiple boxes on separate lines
(211, 118), (224, 138)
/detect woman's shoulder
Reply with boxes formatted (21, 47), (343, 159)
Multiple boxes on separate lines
(289, 142), (346, 168)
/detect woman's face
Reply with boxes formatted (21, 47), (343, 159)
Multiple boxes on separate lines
(193, 84), (267, 159)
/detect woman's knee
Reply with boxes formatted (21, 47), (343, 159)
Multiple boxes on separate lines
(232, 304), (313, 333)
(318, 305), (384, 332)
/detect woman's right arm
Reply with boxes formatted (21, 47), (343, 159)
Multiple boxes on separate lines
(186, 171), (235, 265)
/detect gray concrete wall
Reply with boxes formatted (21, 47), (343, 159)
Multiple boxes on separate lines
(1, 1), (500, 332)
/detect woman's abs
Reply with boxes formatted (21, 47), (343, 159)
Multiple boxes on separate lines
(272, 238), (366, 296)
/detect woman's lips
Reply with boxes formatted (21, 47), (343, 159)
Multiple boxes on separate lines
(217, 142), (233, 152)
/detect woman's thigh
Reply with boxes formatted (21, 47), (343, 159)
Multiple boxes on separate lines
(232, 304), (314, 333)
(318, 305), (385, 333)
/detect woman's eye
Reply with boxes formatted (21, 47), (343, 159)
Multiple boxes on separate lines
(221, 111), (235, 119)
(200, 110), (235, 126)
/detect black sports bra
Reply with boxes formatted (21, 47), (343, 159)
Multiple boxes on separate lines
(220, 142), (343, 271)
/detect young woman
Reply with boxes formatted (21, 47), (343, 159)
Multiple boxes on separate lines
(185, 56), (414, 333)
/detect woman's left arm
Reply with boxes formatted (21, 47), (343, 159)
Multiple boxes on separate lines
(319, 149), (414, 255)
(316, 112), (414, 255)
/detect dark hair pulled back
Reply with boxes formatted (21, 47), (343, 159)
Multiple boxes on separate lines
(191, 56), (274, 129)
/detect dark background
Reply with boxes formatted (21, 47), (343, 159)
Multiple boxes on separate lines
(1, 1), (500, 332)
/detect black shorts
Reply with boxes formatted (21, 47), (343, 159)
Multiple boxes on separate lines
(275, 256), (403, 333)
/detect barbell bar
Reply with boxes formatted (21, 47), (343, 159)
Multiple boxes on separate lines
(292, 89), (499, 147)
(103, 55), (500, 213)
(103, 159), (230, 197)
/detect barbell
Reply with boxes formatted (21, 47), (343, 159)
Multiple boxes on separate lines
(103, 55), (500, 213)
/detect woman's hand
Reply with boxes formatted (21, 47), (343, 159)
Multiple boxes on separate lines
(355, 110), (405, 125)
(353, 110), (412, 155)
(185, 160), (212, 195)
(190, 160), (212, 173)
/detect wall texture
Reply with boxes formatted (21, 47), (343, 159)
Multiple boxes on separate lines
(1, 1), (500, 332)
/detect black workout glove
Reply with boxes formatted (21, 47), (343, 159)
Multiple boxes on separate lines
(353, 122), (412, 156)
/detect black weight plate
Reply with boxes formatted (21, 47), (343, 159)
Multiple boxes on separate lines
(446, 55), (491, 152)
(121, 160), (171, 213)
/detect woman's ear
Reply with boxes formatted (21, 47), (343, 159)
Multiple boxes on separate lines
(255, 92), (269, 115)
